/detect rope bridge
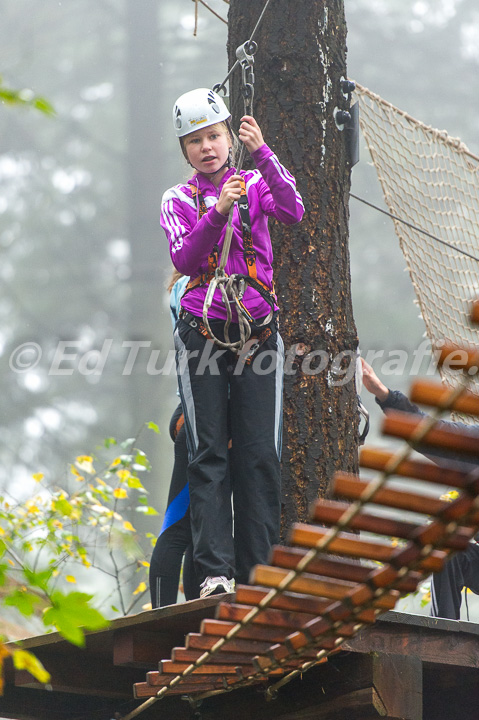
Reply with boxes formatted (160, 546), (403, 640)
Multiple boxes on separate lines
(354, 82), (479, 413)
(123, 305), (479, 719)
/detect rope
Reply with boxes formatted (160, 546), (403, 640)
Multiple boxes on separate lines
(214, 0), (275, 95)
(350, 193), (479, 264)
(202, 0), (276, 351)
(120, 378), (474, 719)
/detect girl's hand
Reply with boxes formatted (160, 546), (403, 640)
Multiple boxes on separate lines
(239, 115), (264, 153)
(216, 174), (243, 215)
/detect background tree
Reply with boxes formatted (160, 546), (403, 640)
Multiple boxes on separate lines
(228, 0), (359, 531)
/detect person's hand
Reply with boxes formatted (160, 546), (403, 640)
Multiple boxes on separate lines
(238, 115), (264, 153)
(361, 358), (389, 402)
(216, 174), (243, 215)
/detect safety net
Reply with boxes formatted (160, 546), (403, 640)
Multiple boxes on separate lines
(354, 82), (479, 413)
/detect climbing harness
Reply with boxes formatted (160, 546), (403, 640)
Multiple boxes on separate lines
(200, 38), (277, 352)
(182, 183), (277, 362)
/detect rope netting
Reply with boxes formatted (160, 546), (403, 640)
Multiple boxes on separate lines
(354, 83), (479, 410)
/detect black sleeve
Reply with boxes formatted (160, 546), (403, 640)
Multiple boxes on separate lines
(376, 389), (424, 416)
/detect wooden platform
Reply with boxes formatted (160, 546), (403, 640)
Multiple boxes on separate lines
(3, 598), (479, 720)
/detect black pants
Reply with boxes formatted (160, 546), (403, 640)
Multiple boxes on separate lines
(149, 405), (199, 607)
(430, 542), (479, 620)
(174, 315), (284, 585)
(149, 404), (233, 607)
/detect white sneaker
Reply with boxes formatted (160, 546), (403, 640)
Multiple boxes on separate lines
(199, 576), (235, 598)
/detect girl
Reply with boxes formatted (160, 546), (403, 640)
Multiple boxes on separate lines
(161, 87), (304, 597)
(149, 271), (234, 607)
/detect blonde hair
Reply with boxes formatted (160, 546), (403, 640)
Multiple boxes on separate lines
(179, 121), (239, 166)
(166, 267), (184, 294)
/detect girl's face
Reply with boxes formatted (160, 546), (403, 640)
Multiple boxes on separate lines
(183, 124), (231, 180)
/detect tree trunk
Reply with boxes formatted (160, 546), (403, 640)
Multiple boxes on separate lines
(228, 1), (359, 535)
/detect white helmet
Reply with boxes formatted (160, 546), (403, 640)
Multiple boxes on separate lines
(173, 88), (231, 138)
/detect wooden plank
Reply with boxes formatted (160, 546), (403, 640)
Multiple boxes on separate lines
(200, 618), (288, 643)
(235, 585), (332, 615)
(186, 632), (274, 655)
(172, 647), (253, 664)
(13, 596), (228, 654)
(360, 446), (472, 487)
(235, 583), (378, 624)
(171, 646), (316, 671)
(288, 524), (446, 572)
(250, 566), (398, 610)
(371, 653), (422, 720)
(310, 499), (472, 550)
(437, 343), (479, 371)
(471, 299), (479, 325)
(410, 379), (479, 416)
(335, 474), (479, 533)
(113, 628), (186, 668)
(216, 602), (316, 629)
(334, 472), (446, 516)
(382, 410), (479, 457)
(134, 678), (233, 697)
(276, 686), (387, 720)
(334, 473), (479, 525)
(154, 662), (242, 676)
(344, 615), (479, 668)
(271, 545), (377, 583)
(14, 655), (144, 699)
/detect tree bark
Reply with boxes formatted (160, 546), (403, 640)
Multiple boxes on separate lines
(228, 0), (359, 535)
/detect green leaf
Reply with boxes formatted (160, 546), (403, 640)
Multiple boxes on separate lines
(135, 506), (158, 516)
(43, 592), (109, 647)
(23, 567), (53, 593)
(134, 452), (151, 470)
(146, 421), (160, 434)
(4, 589), (42, 617)
(104, 437), (117, 448)
(55, 498), (73, 517)
(33, 97), (56, 116)
(127, 476), (144, 490)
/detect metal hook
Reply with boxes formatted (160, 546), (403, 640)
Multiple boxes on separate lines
(236, 40), (257, 68)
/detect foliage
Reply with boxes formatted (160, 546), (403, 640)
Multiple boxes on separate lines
(0, 76), (55, 116)
(0, 422), (159, 687)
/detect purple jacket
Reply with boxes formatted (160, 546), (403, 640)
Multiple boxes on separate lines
(160, 143), (304, 321)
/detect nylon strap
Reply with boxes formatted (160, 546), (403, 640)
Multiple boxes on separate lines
(185, 181), (276, 352)
(184, 182), (267, 294)
(182, 185), (219, 296)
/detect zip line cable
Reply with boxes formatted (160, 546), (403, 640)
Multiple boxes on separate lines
(214, 0), (274, 95)
(350, 192), (479, 265)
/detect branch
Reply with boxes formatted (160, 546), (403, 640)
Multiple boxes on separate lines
(191, 0), (227, 32)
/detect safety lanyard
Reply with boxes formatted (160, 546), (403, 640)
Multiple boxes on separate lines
(186, 180), (260, 287)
